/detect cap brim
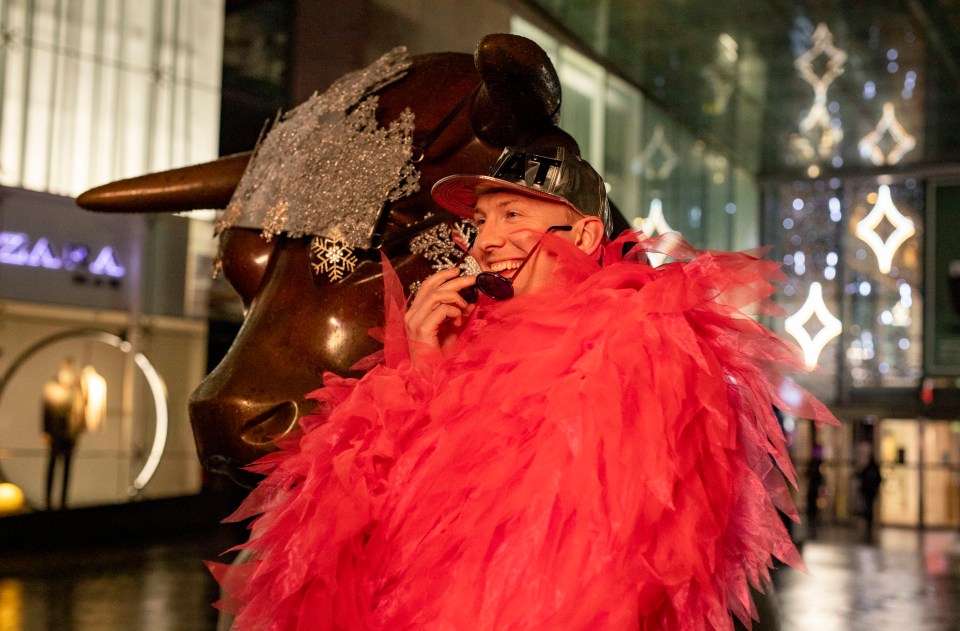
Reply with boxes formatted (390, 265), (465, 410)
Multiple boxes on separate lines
(431, 174), (573, 219)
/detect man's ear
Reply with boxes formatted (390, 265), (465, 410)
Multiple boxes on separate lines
(574, 216), (605, 255)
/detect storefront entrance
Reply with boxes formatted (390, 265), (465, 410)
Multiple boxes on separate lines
(878, 418), (960, 527)
(794, 416), (960, 529)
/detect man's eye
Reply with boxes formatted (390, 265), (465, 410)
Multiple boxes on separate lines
(506, 211), (521, 218)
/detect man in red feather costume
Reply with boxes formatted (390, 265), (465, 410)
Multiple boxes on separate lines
(212, 146), (837, 630)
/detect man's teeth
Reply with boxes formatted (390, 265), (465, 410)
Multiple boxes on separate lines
(489, 260), (522, 273)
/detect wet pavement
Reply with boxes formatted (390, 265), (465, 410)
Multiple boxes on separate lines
(776, 527), (960, 631)
(0, 533), (227, 631)
(0, 525), (957, 630)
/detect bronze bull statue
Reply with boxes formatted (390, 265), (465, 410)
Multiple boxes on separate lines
(76, 33), (783, 630)
(77, 34), (580, 485)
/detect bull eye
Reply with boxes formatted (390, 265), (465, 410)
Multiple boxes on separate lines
(218, 227), (276, 310)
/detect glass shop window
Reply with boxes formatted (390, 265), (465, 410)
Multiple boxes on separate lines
(842, 180), (923, 389)
(0, 0), (223, 197)
(764, 177), (923, 402)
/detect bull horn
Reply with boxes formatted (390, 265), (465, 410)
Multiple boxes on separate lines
(470, 33), (562, 147)
(75, 151), (250, 212)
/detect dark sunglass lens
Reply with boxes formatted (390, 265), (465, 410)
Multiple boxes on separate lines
(458, 285), (479, 304)
(476, 273), (514, 300)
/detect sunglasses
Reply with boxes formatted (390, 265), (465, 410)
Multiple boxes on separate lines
(456, 225), (572, 303)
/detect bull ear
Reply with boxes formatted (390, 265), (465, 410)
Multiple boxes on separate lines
(75, 152), (250, 213)
(470, 34), (563, 147)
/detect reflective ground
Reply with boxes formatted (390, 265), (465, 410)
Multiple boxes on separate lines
(0, 532), (228, 631)
(0, 525), (957, 630)
(776, 527), (960, 631)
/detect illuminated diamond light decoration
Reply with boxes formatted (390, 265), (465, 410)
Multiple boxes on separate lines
(633, 198), (678, 267)
(858, 102), (916, 165)
(790, 117), (843, 161)
(637, 126), (678, 181)
(702, 64), (735, 115)
(791, 98), (843, 160)
(890, 299), (912, 327)
(794, 23), (847, 91)
(791, 23), (847, 160)
(854, 184), (915, 274)
(785, 281), (842, 368)
(701, 33), (739, 115)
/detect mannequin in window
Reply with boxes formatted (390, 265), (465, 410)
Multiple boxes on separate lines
(41, 357), (106, 510)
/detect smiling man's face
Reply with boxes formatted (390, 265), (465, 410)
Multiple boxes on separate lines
(470, 191), (585, 297)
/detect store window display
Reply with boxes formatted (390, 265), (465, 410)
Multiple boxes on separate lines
(40, 357), (105, 510)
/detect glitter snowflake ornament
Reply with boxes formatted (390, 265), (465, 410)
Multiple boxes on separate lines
(310, 236), (359, 282)
(410, 220), (478, 272)
(407, 221), (479, 295)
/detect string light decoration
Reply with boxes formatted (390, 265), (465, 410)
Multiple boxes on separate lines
(791, 23), (847, 160)
(858, 102), (916, 165)
(633, 198), (679, 267)
(637, 126), (678, 181)
(701, 34), (739, 115)
(785, 281), (842, 368)
(854, 184), (915, 274)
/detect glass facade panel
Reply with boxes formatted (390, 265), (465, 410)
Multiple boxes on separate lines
(0, 0), (223, 196)
(842, 181), (923, 389)
(558, 86), (593, 161)
(703, 150), (732, 251)
(675, 136), (706, 248)
(604, 75), (641, 219)
(922, 421), (960, 527)
(637, 105), (678, 233)
(762, 176), (925, 399)
(791, 416), (960, 529)
(731, 167), (759, 252)
(792, 418), (853, 527)
(21, 46), (57, 189)
(557, 46), (603, 167)
(878, 418), (920, 526)
(510, 15), (756, 252)
(764, 179), (843, 400)
(874, 418), (960, 528)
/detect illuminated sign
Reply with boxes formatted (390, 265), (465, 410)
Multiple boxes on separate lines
(854, 185), (915, 274)
(791, 23), (847, 161)
(632, 198), (680, 267)
(637, 126), (678, 181)
(858, 103), (916, 166)
(0, 231), (125, 278)
(785, 281), (842, 368)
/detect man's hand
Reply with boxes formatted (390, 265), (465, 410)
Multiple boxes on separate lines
(404, 267), (477, 361)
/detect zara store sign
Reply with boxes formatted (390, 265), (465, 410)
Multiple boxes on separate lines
(0, 231), (126, 279)
(0, 187), (142, 311)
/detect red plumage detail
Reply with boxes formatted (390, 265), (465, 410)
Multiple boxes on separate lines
(212, 231), (837, 630)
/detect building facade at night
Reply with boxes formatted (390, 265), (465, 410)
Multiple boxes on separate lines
(0, 0), (958, 530)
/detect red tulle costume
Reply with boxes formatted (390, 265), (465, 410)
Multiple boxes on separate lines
(210, 231), (838, 630)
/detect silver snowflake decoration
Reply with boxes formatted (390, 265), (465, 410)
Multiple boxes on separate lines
(409, 220), (478, 271)
(407, 220), (479, 296)
(309, 235), (359, 282)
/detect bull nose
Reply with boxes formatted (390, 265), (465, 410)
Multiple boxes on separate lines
(188, 393), (305, 473)
(239, 400), (300, 446)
